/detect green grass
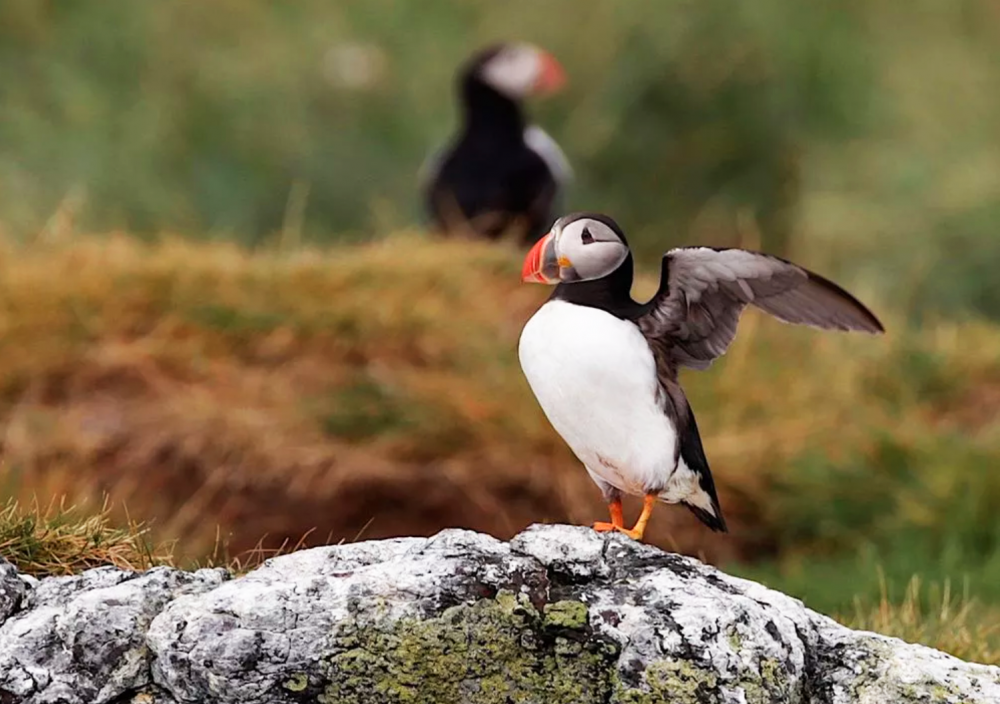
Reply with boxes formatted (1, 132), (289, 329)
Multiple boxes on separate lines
(0, 497), (172, 576)
(2, 2), (1000, 319)
(842, 573), (1000, 666)
(726, 322), (1000, 615)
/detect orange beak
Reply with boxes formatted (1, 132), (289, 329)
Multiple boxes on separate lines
(521, 232), (559, 284)
(534, 52), (566, 95)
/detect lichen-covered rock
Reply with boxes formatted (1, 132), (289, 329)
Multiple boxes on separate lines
(0, 561), (26, 626)
(1, 526), (998, 703)
(0, 564), (226, 703)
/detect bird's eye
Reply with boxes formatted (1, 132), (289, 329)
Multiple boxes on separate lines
(581, 227), (595, 245)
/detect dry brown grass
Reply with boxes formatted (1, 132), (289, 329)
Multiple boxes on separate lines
(0, 497), (173, 576)
(1, 231), (998, 569)
(842, 573), (1000, 666)
(0, 231), (585, 560)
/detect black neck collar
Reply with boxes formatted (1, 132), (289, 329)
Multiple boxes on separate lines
(550, 253), (642, 318)
(459, 77), (525, 141)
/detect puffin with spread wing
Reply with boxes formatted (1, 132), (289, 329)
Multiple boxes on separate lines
(518, 213), (884, 541)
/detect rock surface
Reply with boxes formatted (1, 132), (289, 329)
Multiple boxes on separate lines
(0, 525), (997, 704)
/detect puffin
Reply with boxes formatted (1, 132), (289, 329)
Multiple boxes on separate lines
(517, 212), (884, 540)
(420, 43), (572, 246)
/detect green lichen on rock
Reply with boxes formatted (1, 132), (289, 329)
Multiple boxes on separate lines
(726, 626), (742, 652)
(283, 672), (309, 692)
(929, 683), (966, 703)
(922, 673), (984, 704)
(543, 600), (589, 629)
(884, 676), (977, 703)
(318, 590), (618, 703)
(615, 659), (720, 704)
(613, 655), (796, 703)
(824, 638), (974, 703)
(836, 636), (916, 702)
(313, 589), (804, 704)
(739, 657), (793, 704)
(856, 680), (972, 704)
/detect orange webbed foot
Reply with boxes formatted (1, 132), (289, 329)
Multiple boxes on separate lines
(591, 497), (624, 534)
(612, 525), (646, 541)
(611, 494), (657, 542)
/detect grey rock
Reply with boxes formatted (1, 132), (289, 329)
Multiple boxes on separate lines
(0, 565), (226, 703)
(0, 560), (26, 625)
(0, 525), (997, 703)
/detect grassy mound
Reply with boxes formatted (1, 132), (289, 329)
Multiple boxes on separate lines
(0, 232), (587, 560)
(1, 232), (1000, 647)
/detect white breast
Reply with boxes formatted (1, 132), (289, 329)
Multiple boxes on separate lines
(518, 300), (678, 496)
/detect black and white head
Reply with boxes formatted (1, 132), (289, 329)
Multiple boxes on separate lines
(464, 43), (566, 100)
(522, 213), (630, 284)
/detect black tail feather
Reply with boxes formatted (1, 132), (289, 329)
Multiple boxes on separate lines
(676, 395), (729, 533)
(684, 497), (728, 533)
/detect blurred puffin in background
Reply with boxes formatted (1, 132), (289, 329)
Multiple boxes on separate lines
(420, 43), (572, 246)
(518, 212), (884, 542)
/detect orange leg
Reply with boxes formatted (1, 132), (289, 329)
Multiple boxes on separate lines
(592, 497), (624, 532)
(615, 494), (657, 541)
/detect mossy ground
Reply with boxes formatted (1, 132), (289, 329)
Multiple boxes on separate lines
(317, 592), (618, 704)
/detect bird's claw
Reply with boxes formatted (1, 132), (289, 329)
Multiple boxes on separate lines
(591, 521), (619, 533)
(592, 522), (645, 541)
(612, 526), (645, 541)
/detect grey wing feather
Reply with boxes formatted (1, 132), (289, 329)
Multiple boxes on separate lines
(636, 247), (884, 371)
(523, 125), (573, 185)
(418, 141), (448, 190)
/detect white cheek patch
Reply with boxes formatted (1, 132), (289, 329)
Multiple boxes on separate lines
(480, 46), (542, 99)
(584, 242), (628, 280)
(566, 241), (628, 282)
(553, 221), (629, 282)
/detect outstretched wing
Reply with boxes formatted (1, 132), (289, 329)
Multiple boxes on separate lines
(636, 247), (884, 371)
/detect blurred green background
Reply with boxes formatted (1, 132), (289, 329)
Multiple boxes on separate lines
(4, 1), (1000, 316)
(3, 0), (1000, 657)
